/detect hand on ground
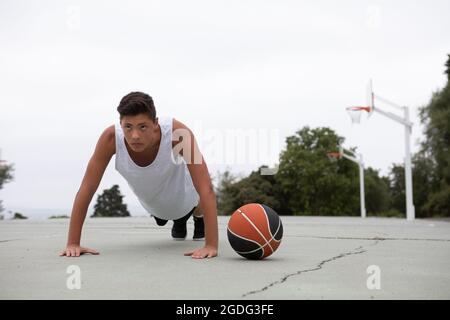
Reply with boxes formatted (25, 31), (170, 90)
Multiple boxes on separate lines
(59, 244), (99, 257)
(184, 245), (218, 259)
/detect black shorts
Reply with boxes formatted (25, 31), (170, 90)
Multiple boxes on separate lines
(154, 206), (196, 223)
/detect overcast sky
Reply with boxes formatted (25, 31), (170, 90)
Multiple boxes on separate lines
(1, 0), (449, 218)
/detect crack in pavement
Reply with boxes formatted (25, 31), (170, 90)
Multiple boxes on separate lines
(287, 235), (450, 242)
(242, 240), (381, 298)
(0, 239), (23, 243)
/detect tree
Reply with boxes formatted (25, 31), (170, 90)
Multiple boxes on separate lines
(12, 212), (28, 220)
(410, 152), (435, 217)
(417, 54), (450, 216)
(91, 185), (130, 217)
(0, 160), (14, 213)
(364, 167), (390, 215)
(215, 169), (239, 215)
(388, 153), (436, 218)
(388, 163), (405, 215)
(216, 167), (288, 215)
(276, 127), (360, 216)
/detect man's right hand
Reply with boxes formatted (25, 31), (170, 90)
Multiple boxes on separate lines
(59, 244), (99, 257)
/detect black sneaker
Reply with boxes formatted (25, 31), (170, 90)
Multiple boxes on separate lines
(153, 216), (168, 226)
(171, 212), (192, 240)
(193, 216), (205, 241)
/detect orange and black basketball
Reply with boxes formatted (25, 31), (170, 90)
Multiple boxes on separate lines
(227, 203), (283, 260)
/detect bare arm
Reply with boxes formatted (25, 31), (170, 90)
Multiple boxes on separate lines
(60, 126), (115, 257)
(186, 157), (218, 253)
(172, 119), (219, 259)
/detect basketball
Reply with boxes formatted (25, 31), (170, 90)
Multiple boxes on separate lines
(227, 203), (283, 260)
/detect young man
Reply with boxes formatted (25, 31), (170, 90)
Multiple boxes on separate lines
(59, 92), (218, 259)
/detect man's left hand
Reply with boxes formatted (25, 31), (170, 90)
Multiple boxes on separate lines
(184, 245), (218, 259)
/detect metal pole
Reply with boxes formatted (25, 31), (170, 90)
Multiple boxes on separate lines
(371, 100), (415, 221)
(404, 107), (415, 221)
(349, 80), (416, 221)
(341, 149), (366, 218)
(359, 154), (366, 218)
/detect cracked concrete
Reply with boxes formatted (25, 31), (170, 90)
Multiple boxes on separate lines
(242, 244), (369, 297)
(289, 235), (450, 242)
(242, 240), (383, 298)
(0, 216), (449, 299)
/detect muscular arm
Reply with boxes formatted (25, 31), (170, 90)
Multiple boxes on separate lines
(60, 126), (115, 257)
(172, 118), (219, 258)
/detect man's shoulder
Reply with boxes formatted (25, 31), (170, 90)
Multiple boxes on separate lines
(99, 125), (116, 153)
(171, 118), (193, 148)
(172, 118), (191, 132)
(103, 124), (115, 140)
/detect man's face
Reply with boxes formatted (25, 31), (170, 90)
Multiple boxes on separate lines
(120, 114), (159, 153)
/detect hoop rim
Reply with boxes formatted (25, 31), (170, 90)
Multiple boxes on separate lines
(326, 152), (342, 159)
(346, 106), (372, 113)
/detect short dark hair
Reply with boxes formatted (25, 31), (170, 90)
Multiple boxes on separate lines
(117, 92), (156, 121)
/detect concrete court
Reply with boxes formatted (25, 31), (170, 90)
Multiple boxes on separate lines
(0, 215), (449, 300)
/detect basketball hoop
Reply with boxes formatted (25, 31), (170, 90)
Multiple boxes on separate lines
(326, 152), (342, 162)
(346, 106), (372, 124)
(347, 79), (375, 124)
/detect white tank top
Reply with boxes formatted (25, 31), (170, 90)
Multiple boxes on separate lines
(114, 116), (200, 220)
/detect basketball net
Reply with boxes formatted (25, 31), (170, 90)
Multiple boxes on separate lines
(326, 152), (342, 162)
(346, 107), (371, 124)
